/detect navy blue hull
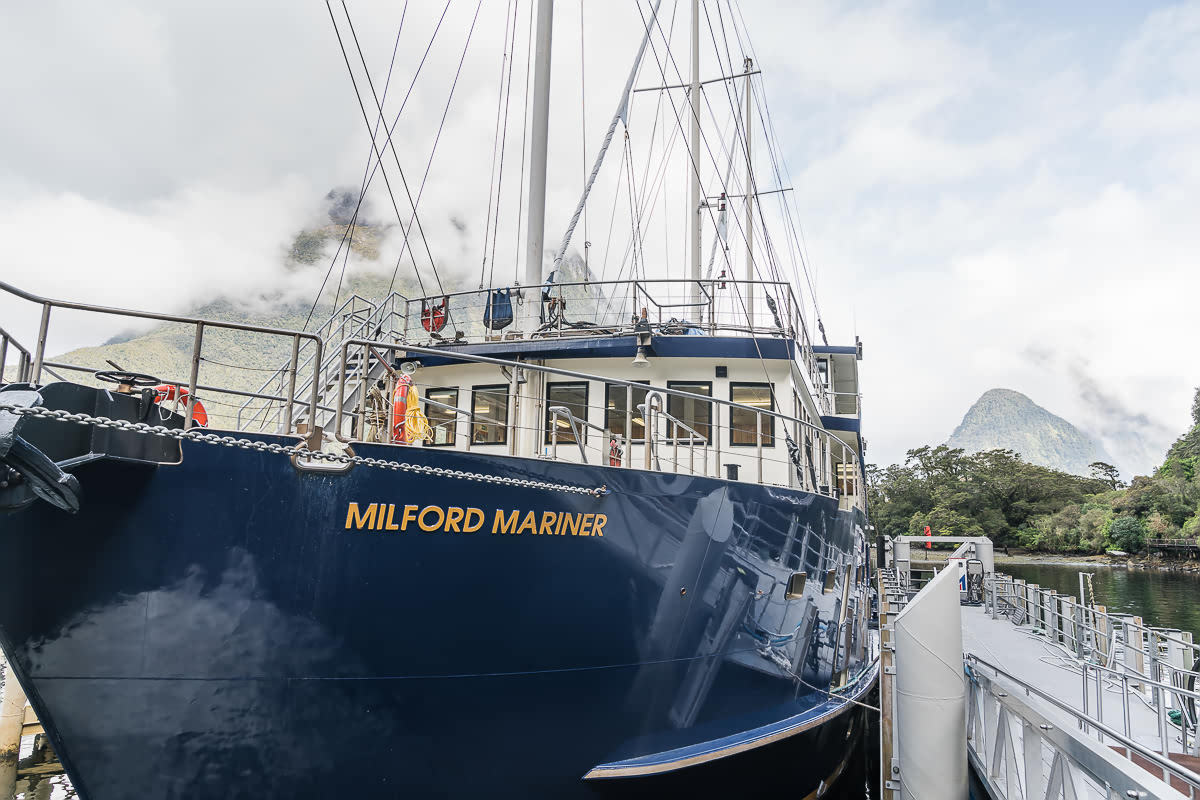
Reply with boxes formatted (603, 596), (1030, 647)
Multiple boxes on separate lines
(0, 434), (874, 798)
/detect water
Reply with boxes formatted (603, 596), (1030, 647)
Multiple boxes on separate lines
(1003, 562), (1200, 639)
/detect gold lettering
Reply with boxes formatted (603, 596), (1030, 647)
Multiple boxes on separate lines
(385, 504), (400, 531)
(538, 511), (558, 537)
(591, 514), (607, 537)
(445, 507), (465, 532)
(580, 513), (595, 536)
(554, 512), (565, 535)
(562, 513), (581, 536)
(345, 503), (378, 530)
(401, 505), (419, 531)
(493, 509), (519, 534)
(418, 505), (446, 532)
(515, 510), (538, 535)
(464, 508), (485, 533)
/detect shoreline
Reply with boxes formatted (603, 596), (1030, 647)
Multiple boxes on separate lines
(994, 551), (1200, 573)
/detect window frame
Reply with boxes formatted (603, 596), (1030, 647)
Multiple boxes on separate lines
(423, 387), (460, 447)
(665, 380), (713, 443)
(729, 382), (775, 448)
(544, 381), (591, 446)
(604, 380), (651, 443)
(470, 384), (510, 446)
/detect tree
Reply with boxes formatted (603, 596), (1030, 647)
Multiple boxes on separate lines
(1192, 385), (1200, 427)
(1089, 461), (1125, 491)
(1108, 516), (1145, 553)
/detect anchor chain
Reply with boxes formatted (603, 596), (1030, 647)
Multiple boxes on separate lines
(0, 403), (608, 498)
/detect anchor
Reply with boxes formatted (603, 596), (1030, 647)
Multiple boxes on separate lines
(0, 388), (82, 514)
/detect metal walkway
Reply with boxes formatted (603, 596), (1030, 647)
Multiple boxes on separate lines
(877, 562), (1200, 800)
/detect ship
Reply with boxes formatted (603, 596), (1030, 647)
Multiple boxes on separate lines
(0, 2), (876, 797)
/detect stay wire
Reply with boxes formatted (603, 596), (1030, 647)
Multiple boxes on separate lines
(340, 1), (447, 298)
(332, 1), (409, 318)
(580, 1), (589, 275)
(487, 0), (522, 290)
(325, 1), (431, 300)
(304, 3), (411, 331)
(383, 0), (486, 302)
(479, 0), (517, 290)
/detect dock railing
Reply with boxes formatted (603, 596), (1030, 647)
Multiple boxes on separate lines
(967, 653), (1199, 799)
(986, 572), (1200, 762)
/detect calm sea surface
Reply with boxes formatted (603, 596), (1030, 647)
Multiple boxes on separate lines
(1002, 562), (1200, 638)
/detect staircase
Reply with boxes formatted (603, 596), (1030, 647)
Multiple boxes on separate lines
(236, 292), (407, 436)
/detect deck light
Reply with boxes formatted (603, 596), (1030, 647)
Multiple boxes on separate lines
(632, 346), (650, 368)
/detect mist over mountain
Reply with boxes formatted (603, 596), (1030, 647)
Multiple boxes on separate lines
(946, 388), (1115, 477)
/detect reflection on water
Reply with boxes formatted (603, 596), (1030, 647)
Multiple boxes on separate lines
(1003, 563), (1200, 638)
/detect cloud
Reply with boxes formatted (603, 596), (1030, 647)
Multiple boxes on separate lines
(1, 0), (1197, 479)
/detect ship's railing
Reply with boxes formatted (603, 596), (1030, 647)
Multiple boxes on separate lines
(398, 278), (826, 397)
(399, 277), (802, 341)
(0, 325), (34, 384)
(333, 336), (863, 504)
(829, 391), (860, 417)
(0, 280), (323, 431)
(966, 653), (1200, 798)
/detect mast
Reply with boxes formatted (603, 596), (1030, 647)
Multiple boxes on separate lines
(743, 56), (754, 322)
(519, 0), (553, 457)
(688, 0), (701, 311)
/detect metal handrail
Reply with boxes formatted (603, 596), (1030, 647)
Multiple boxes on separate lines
(334, 337), (861, 500)
(968, 653), (1200, 792)
(639, 396), (706, 476)
(548, 406), (588, 464)
(0, 280), (323, 431)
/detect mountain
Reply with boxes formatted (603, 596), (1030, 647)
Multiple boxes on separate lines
(946, 388), (1114, 477)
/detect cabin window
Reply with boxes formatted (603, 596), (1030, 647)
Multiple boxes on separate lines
(730, 383), (774, 447)
(545, 382), (589, 445)
(785, 572), (807, 600)
(605, 382), (650, 441)
(471, 384), (509, 445)
(666, 381), (711, 442)
(425, 387), (459, 446)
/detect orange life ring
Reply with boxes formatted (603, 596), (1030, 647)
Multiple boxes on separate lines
(392, 375), (413, 443)
(153, 384), (208, 427)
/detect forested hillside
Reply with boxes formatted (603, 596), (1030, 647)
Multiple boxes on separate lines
(868, 388), (1200, 554)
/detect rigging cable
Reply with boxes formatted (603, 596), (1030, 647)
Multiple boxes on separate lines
(331, 1), (409, 317)
(487, 0), (522, 290)
(304, 3), (412, 330)
(325, 0), (433, 299)
(340, 2), (447, 298)
(580, 0), (589, 276)
(380, 0), (487, 302)
(479, 0), (518, 289)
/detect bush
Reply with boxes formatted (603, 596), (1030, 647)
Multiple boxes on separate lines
(1108, 516), (1146, 553)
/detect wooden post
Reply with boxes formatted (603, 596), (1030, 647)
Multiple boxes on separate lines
(878, 572), (897, 799)
(0, 651), (28, 799)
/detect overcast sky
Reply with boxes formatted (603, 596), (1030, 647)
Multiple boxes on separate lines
(1, 0), (1197, 475)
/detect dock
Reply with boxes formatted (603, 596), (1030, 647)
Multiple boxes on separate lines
(0, 652), (65, 799)
(878, 536), (1200, 799)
